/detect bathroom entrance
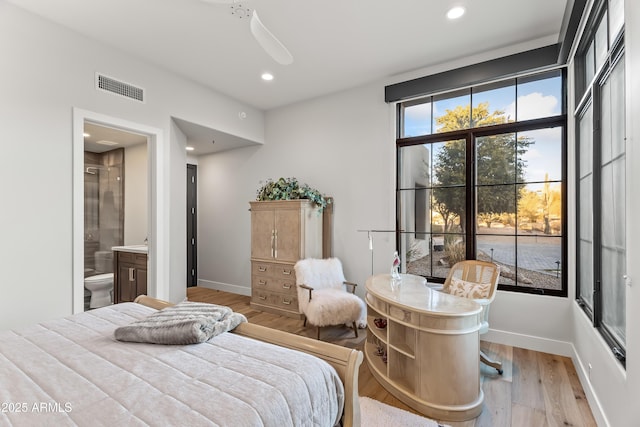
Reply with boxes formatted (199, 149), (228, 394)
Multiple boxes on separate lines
(73, 108), (167, 315)
(83, 122), (148, 310)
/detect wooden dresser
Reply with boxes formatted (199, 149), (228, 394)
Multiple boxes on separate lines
(249, 200), (324, 318)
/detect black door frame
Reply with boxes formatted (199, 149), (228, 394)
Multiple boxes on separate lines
(187, 164), (197, 287)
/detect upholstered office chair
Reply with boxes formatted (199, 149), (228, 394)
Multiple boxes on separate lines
(294, 258), (366, 340)
(442, 260), (503, 374)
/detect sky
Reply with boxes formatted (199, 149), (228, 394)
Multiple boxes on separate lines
(402, 74), (563, 185)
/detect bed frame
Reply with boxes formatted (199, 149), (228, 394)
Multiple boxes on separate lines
(134, 295), (363, 427)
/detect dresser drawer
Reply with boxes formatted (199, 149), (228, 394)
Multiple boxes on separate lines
(252, 290), (298, 311)
(252, 275), (296, 295)
(251, 261), (296, 280)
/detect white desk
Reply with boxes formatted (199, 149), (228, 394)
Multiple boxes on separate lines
(365, 273), (483, 421)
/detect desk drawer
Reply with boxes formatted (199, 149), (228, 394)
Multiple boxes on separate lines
(366, 293), (388, 314)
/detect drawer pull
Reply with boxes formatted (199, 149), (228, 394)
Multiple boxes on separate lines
(258, 280), (267, 286)
(258, 266), (267, 272)
(282, 284), (291, 289)
(258, 295), (267, 301)
(282, 269), (292, 276)
(282, 298), (292, 305)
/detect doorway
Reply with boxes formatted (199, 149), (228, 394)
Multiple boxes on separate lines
(73, 108), (167, 314)
(187, 164), (197, 287)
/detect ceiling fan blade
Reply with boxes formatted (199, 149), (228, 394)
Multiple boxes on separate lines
(199, 0), (236, 4)
(250, 10), (293, 65)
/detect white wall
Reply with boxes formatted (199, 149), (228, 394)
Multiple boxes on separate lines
(169, 121), (188, 303)
(124, 142), (148, 245)
(0, 1), (263, 329)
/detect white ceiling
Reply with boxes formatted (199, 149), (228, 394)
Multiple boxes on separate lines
(84, 122), (148, 153)
(84, 118), (258, 156)
(8, 0), (570, 112)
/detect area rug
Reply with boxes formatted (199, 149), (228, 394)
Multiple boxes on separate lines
(359, 397), (448, 427)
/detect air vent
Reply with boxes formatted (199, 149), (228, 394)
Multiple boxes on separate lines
(95, 73), (145, 103)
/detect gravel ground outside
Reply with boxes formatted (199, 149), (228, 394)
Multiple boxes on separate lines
(406, 229), (562, 291)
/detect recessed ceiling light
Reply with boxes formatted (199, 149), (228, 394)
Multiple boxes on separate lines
(186, 146), (195, 151)
(447, 6), (465, 20)
(261, 72), (274, 81)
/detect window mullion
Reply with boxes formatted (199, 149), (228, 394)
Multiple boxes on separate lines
(467, 133), (475, 259)
(592, 80), (603, 328)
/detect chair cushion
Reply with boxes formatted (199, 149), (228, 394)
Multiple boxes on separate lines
(444, 277), (491, 299)
(303, 289), (365, 327)
(294, 258), (346, 291)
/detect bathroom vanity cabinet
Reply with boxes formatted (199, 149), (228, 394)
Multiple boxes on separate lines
(113, 247), (148, 303)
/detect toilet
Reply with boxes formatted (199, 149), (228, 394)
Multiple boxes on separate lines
(84, 273), (114, 308)
(84, 251), (114, 309)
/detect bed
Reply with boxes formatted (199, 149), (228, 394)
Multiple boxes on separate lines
(0, 296), (363, 426)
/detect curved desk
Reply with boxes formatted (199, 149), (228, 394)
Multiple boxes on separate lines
(365, 274), (483, 421)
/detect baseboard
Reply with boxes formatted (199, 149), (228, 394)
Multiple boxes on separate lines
(197, 279), (251, 297)
(483, 328), (573, 357)
(484, 329), (608, 426)
(569, 344), (609, 427)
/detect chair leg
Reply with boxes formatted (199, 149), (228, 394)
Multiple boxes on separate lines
(480, 350), (503, 375)
(317, 326), (321, 340)
(303, 316), (307, 327)
(352, 322), (358, 338)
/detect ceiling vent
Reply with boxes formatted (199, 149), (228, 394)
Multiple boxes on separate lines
(95, 73), (145, 103)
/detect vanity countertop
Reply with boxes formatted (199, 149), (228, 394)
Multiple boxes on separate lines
(112, 245), (148, 254)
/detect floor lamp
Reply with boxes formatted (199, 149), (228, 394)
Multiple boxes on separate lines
(357, 229), (398, 276)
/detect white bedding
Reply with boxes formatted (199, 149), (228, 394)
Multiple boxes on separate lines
(0, 303), (344, 426)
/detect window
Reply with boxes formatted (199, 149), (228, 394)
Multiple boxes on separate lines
(398, 70), (566, 296)
(575, 0), (626, 364)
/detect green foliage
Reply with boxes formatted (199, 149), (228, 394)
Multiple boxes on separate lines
(256, 177), (330, 211)
(431, 103), (532, 232)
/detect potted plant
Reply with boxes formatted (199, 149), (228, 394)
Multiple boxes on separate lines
(255, 177), (330, 211)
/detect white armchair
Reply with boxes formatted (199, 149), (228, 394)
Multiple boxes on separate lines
(294, 258), (366, 340)
(442, 260), (503, 374)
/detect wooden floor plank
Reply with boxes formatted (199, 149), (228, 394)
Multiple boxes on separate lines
(562, 358), (598, 427)
(186, 287), (597, 427)
(511, 403), (548, 427)
(511, 347), (546, 411)
(475, 379), (512, 427)
(538, 352), (585, 426)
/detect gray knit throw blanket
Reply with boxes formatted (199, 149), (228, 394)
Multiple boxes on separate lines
(114, 301), (247, 345)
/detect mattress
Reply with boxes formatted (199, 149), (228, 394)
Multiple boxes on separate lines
(0, 303), (344, 426)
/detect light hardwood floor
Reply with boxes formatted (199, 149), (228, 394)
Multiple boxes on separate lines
(187, 287), (597, 427)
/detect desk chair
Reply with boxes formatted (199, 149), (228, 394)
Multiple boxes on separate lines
(442, 260), (503, 374)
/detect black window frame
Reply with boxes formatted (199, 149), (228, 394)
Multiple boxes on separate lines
(574, 0), (626, 365)
(396, 69), (568, 297)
